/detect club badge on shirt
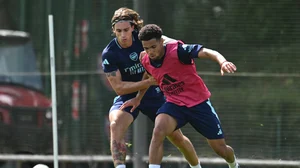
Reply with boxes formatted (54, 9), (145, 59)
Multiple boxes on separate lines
(129, 52), (138, 61)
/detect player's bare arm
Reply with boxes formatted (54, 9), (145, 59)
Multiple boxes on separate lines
(119, 72), (152, 112)
(136, 72), (155, 101)
(105, 69), (154, 95)
(139, 51), (158, 91)
(197, 48), (237, 75)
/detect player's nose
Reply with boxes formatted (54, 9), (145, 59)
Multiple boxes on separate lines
(148, 51), (154, 56)
(120, 32), (126, 38)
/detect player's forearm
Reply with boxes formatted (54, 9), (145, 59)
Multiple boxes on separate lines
(134, 72), (150, 100)
(135, 88), (147, 101)
(115, 80), (151, 95)
(201, 48), (227, 66)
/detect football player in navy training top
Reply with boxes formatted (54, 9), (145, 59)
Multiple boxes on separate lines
(101, 7), (202, 168)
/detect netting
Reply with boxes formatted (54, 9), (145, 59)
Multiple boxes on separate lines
(164, 74), (300, 160)
(0, 0), (300, 168)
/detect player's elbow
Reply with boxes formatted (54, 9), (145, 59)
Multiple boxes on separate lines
(199, 48), (220, 59)
(114, 86), (128, 96)
(202, 48), (213, 56)
(114, 87), (124, 95)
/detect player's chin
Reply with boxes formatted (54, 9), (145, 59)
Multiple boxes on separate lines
(150, 56), (158, 60)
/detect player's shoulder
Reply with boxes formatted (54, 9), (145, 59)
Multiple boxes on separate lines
(132, 30), (139, 38)
(164, 40), (183, 54)
(139, 51), (147, 62)
(102, 48), (114, 59)
(103, 38), (122, 51)
(102, 39), (120, 57)
(165, 40), (183, 48)
(132, 31), (143, 47)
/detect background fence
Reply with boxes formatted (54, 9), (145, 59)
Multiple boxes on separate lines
(0, 0), (299, 168)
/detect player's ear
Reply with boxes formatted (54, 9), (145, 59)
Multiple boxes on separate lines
(111, 26), (116, 34)
(160, 38), (164, 45)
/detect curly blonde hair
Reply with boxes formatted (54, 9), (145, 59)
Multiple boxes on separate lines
(111, 7), (144, 31)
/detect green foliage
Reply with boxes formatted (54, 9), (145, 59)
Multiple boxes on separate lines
(221, 0), (300, 46)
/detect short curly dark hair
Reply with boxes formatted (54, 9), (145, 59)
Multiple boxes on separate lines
(138, 24), (163, 41)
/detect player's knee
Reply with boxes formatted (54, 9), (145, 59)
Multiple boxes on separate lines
(152, 126), (167, 141)
(110, 121), (119, 133)
(213, 144), (230, 158)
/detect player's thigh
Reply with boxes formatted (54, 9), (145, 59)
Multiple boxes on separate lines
(109, 96), (140, 122)
(154, 114), (178, 136)
(109, 109), (133, 134)
(140, 109), (157, 123)
(109, 109), (133, 125)
(139, 98), (165, 122)
(157, 102), (188, 131)
(187, 99), (224, 139)
(109, 98), (136, 136)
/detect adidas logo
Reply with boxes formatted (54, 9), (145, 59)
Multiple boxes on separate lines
(102, 59), (109, 65)
(162, 74), (177, 85)
(217, 129), (223, 135)
(217, 124), (223, 135)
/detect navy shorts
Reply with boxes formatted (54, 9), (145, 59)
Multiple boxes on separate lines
(110, 95), (165, 122)
(157, 99), (224, 139)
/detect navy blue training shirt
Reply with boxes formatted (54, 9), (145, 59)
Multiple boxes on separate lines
(101, 31), (162, 99)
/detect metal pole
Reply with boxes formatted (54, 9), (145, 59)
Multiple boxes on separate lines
(133, 114), (148, 168)
(48, 14), (59, 168)
(133, 1), (148, 168)
(276, 115), (282, 158)
(133, 0), (147, 22)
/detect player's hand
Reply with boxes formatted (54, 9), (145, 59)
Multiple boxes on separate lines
(220, 61), (237, 76)
(148, 76), (158, 85)
(119, 97), (141, 112)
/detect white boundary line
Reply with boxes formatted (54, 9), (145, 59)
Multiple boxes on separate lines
(0, 155), (299, 166)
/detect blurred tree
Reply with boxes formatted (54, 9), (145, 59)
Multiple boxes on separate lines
(221, 0), (300, 48)
(0, 0), (17, 29)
